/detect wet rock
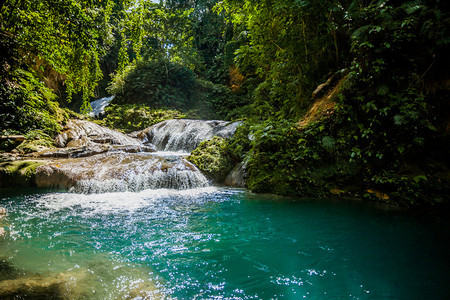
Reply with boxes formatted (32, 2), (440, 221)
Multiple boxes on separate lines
(0, 274), (65, 299)
(187, 136), (233, 182)
(34, 144), (156, 159)
(55, 119), (141, 148)
(225, 161), (247, 188)
(35, 152), (209, 192)
(126, 281), (162, 299)
(36, 164), (77, 190)
(0, 160), (45, 188)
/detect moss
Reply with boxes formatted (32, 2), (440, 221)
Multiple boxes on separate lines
(96, 104), (186, 133)
(0, 160), (44, 188)
(187, 137), (234, 182)
(15, 130), (55, 154)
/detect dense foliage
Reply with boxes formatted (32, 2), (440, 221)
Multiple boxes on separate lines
(108, 59), (197, 110)
(0, 0), (114, 141)
(218, 0), (341, 117)
(107, 58), (247, 119)
(224, 0), (450, 206)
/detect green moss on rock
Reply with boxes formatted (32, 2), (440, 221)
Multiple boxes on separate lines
(187, 137), (234, 182)
(96, 104), (186, 133)
(16, 130), (55, 154)
(0, 160), (44, 188)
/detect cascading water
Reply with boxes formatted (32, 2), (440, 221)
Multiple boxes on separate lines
(89, 96), (114, 117)
(135, 119), (241, 152)
(37, 152), (210, 193)
(35, 119), (240, 193)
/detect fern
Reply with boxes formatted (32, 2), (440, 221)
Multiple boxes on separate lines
(321, 136), (335, 151)
(393, 115), (404, 126)
(351, 25), (372, 40)
(402, 0), (423, 15)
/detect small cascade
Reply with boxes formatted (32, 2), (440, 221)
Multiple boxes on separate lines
(36, 152), (209, 193)
(89, 96), (114, 117)
(30, 118), (241, 193)
(136, 119), (241, 152)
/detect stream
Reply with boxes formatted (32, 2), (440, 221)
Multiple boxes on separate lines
(0, 119), (449, 299)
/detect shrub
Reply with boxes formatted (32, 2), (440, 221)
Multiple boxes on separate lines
(108, 59), (196, 110)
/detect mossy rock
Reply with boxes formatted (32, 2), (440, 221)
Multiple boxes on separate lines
(15, 130), (55, 154)
(16, 139), (53, 154)
(187, 136), (234, 182)
(0, 160), (44, 188)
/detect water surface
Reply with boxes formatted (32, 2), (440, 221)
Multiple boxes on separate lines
(0, 188), (449, 299)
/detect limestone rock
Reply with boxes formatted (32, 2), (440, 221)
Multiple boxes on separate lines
(35, 152), (209, 192)
(0, 160), (45, 188)
(225, 161), (247, 188)
(55, 119), (141, 148)
(33, 144), (156, 159)
(0, 270), (90, 299)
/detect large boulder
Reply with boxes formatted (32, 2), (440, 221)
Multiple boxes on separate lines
(29, 119), (155, 159)
(187, 136), (234, 182)
(225, 161), (247, 188)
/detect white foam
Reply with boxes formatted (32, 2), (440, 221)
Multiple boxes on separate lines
(89, 96), (114, 117)
(35, 187), (219, 215)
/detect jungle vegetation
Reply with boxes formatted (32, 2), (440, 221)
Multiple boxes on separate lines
(1, 0), (449, 206)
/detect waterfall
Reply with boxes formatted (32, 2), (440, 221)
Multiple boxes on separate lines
(136, 119), (241, 152)
(33, 119), (241, 193)
(89, 96), (114, 117)
(37, 152), (210, 194)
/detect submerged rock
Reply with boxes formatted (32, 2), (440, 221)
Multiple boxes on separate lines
(0, 269), (91, 299)
(122, 281), (162, 299)
(0, 275), (66, 298)
(134, 119), (241, 152)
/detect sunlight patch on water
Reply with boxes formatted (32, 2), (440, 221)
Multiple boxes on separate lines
(35, 187), (221, 215)
(152, 151), (190, 157)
